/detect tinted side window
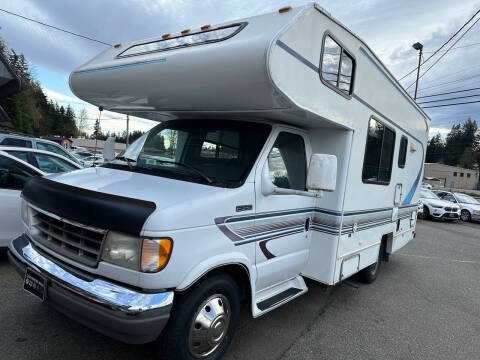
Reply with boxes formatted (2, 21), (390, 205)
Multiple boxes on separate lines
(1, 137), (33, 148)
(267, 132), (306, 191)
(321, 35), (355, 95)
(0, 155), (38, 190)
(7, 150), (29, 163)
(398, 136), (408, 168)
(362, 118), (396, 184)
(33, 153), (77, 173)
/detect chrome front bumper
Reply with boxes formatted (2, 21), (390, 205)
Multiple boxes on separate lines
(8, 235), (174, 344)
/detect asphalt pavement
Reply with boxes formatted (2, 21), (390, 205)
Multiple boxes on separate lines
(0, 220), (479, 360)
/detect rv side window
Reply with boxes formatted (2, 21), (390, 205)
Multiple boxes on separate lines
(398, 136), (408, 168)
(267, 132), (306, 191)
(362, 118), (395, 185)
(321, 35), (355, 96)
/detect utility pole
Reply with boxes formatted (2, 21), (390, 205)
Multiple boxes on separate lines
(126, 114), (130, 148)
(412, 42), (423, 101)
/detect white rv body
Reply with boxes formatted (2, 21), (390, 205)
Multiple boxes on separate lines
(9, 3), (430, 357)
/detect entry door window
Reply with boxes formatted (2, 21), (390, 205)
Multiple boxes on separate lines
(267, 132), (306, 191)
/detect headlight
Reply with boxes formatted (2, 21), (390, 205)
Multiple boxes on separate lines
(21, 199), (30, 227)
(102, 231), (172, 272)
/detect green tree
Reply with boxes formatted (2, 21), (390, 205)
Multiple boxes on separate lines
(425, 133), (445, 163)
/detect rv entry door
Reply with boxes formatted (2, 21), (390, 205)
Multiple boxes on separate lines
(254, 130), (314, 291)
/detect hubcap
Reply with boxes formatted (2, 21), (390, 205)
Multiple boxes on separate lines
(461, 211), (469, 221)
(188, 294), (231, 358)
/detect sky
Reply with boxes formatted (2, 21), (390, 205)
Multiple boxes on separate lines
(0, 0), (479, 136)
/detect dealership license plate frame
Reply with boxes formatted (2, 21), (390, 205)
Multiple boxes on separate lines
(23, 267), (47, 302)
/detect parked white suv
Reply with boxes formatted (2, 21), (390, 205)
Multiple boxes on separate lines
(0, 132), (83, 167)
(419, 189), (460, 221)
(433, 190), (480, 222)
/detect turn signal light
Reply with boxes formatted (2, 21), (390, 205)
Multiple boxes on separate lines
(201, 24), (211, 30)
(141, 238), (173, 273)
(113, 43), (121, 48)
(181, 29), (191, 34)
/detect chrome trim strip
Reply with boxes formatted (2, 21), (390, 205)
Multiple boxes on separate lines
(20, 243), (173, 315)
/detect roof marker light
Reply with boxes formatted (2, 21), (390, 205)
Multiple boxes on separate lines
(279, 6), (292, 13)
(113, 43), (121, 48)
(181, 29), (191, 35)
(162, 33), (171, 39)
(201, 24), (211, 30)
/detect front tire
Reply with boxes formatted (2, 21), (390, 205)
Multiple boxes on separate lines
(460, 210), (471, 222)
(156, 273), (240, 360)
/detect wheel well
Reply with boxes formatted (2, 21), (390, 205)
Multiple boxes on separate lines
(181, 264), (252, 303)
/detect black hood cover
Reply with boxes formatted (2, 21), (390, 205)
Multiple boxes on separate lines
(22, 177), (156, 236)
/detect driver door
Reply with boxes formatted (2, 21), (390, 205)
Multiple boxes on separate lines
(254, 129), (314, 291)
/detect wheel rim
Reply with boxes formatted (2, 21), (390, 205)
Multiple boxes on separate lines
(369, 261), (379, 276)
(461, 211), (469, 221)
(188, 294), (231, 358)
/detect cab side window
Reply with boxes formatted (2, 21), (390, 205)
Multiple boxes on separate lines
(1, 137), (33, 148)
(267, 132), (306, 191)
(0, 155), (38, 190)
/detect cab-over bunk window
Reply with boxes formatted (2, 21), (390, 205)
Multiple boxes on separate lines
(362, 117), (396, 185)
(320, 34), (355, 96)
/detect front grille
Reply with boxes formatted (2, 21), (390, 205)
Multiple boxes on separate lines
(32, 211), (107, 267)
(445, 207), (451, 212)
(452, 207), (458, 212)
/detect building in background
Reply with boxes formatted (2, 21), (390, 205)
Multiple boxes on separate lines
(424, 163), (479, 190)
(72, 138), (126, 152)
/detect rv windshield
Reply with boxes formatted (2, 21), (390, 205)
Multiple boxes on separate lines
(108, 120), (271, 187)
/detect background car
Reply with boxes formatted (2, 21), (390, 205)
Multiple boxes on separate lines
(0, 147), (82, 174)
(81, 155), (104, 166)
(421, 182), (432, 190)
(419, 189), (460, 221)
(0, 132), (84, 167)
(0, 151), (44, 249)
(0, 149), (82, 248)
(434, 190), (480, 222)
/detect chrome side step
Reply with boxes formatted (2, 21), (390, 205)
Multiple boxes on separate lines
(257, 287), (303, 311)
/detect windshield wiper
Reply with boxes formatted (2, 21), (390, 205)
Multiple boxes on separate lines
(151, 160), (213, 184)
(116, 155), (137, 170)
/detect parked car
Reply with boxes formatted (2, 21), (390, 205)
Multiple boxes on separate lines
(0, 132), (84, 167)
(0, 151), (44, 249)
(419, 189), (460, 221)
(421, 182), (432, 190)
(1, 147), (83, 174)
(0, 149), (82, 249)
(72, 149), (94, 159)
(82, 155), (104, 166)
(433, 190), (480, 222)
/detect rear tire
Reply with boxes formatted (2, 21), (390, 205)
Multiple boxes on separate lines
(156, 273), (240, 360)
(356, 241), (383, 284)
(460, 210), (471, 222)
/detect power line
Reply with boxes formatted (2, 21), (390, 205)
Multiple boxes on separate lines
(423, 41), (480, 53)
(406, 16), (480, 90)
(0, 8), (111, 46)
(417, 73), (480, 92)
(417, 93), (480, 104)
(417, 87), (480, 99)
(422, 99), (480, 108)
(398, 9), (480, 81)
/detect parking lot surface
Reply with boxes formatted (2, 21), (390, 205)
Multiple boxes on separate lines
(1, 220), (479, 360)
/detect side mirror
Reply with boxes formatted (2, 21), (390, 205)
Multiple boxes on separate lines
(306, 154), (337, 192)
(103, 137), (116, 162)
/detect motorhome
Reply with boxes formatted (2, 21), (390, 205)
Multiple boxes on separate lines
(8, 3), (430, 359)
